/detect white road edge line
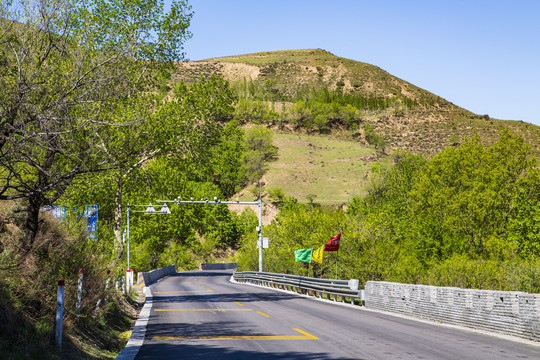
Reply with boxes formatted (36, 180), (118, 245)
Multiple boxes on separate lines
(115, 287), (153, 360)
(229, 276), (540, 348)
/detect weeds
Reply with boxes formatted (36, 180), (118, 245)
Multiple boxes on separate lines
(0, 201), (137, 359)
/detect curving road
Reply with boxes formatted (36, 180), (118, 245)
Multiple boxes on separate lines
(134, 270), (540, 359)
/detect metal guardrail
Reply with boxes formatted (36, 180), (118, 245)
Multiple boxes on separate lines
(232, 271), (365, 305)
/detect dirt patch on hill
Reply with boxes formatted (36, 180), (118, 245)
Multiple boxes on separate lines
(220, 62), (260, 82)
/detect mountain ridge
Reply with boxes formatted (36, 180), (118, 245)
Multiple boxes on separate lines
(173, 49), (540, 157)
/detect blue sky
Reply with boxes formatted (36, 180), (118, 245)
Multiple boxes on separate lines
(180, 0), (540, 126)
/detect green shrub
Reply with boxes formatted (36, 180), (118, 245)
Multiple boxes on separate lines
(424, 255), (505, 289)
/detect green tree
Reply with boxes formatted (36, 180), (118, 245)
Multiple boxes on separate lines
(209, 120), (247, 197)
(243, 126), (277, 184)
(410, 130), (536, 261)
(363, 125), (387, 152)
(67, 77), (235, 263)
(0, 0), (193, 247)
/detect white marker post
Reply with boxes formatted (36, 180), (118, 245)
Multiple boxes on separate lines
(56, 280), (65, 350)
(127, 269), (133, 293)
(76, 269), (84, 318)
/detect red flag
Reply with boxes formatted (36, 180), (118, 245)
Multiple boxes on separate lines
(324, 232), (341, 252)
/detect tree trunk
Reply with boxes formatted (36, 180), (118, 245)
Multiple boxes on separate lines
(113, 178), (124, 261)
(24, 194), (42, 250)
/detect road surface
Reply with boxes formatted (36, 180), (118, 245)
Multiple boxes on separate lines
(134, 270), (540, 359)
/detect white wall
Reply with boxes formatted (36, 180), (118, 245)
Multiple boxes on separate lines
(365, 281), (540, 341)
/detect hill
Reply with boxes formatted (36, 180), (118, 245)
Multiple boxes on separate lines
(173, 49), (540, 205)
(174, 49), (540, 153)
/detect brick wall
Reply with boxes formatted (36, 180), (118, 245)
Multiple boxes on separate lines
(365, 281), (540, 341)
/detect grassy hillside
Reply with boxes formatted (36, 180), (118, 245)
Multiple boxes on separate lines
(178, 49), (458, 111)
(265, 133), (380, 205)
(173, 49), (540, 205)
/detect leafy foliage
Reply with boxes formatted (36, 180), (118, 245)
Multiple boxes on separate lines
(238, 130), (540, 292)
(242, 126), (277, 184)
(0, 0), (193, 247)
(363, 125), (387, 151)
(232, 98), (363, 133)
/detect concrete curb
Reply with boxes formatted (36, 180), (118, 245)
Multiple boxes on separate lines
(115, 287), (153, 360)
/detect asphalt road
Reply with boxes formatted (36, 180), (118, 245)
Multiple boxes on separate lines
(134, 270), (540, 359)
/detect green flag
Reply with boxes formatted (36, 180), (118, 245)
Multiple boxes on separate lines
(294, 248), (313, 263)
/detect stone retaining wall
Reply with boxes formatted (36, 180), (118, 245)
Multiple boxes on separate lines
(365, 281), (540, 341)
(140, 265), (176, 287)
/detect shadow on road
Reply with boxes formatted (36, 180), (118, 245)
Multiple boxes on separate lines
(169, 270), (234, 277)
(150, 291), (298, 304)
(135, 343), (361, 360)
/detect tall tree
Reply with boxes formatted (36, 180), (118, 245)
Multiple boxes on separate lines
(0, 0), (192, 247)
(65, 77), (236, 263)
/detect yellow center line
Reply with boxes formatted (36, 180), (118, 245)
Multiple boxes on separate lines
(154, 308), (253, 312)
(293, 328), (319, 339)
(234, 302), (244, 306)
(154, 290), (214, 294)
(152, 328), (319, 341)
(256, 311), (271, 318)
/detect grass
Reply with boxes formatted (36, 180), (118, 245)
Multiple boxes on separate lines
(0, 201), (141, 359)
(265, 133), (382, 205)
(206, 49), (340, 66)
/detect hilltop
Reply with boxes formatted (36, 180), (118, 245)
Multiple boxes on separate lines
(174, 49), (540, 157)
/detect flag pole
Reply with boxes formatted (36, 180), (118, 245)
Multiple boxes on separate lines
(335, 251), (338, 279)
(335, 229), (341, 279)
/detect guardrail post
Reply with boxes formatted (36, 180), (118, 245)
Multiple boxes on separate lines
(76, 269), (83, 318)
(56, 280), (64, 350)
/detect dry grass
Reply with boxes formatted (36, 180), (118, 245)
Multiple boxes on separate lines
(0, 201), (138, 359)
(264, 132), (383, 205)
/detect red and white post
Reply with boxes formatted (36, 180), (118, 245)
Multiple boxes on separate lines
(127, 269), (134, 293)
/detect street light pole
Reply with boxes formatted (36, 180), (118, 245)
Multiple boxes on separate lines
(258, 197), (263, 272)
(157, 197), (265, 272)
(126, 204), (130, 271)
(125, 203), (171, 281)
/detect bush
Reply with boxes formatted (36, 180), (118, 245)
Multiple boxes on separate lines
(268, 187), (285, 204)
(423, 255), (505, 289)
(364, 125), (387, 151)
